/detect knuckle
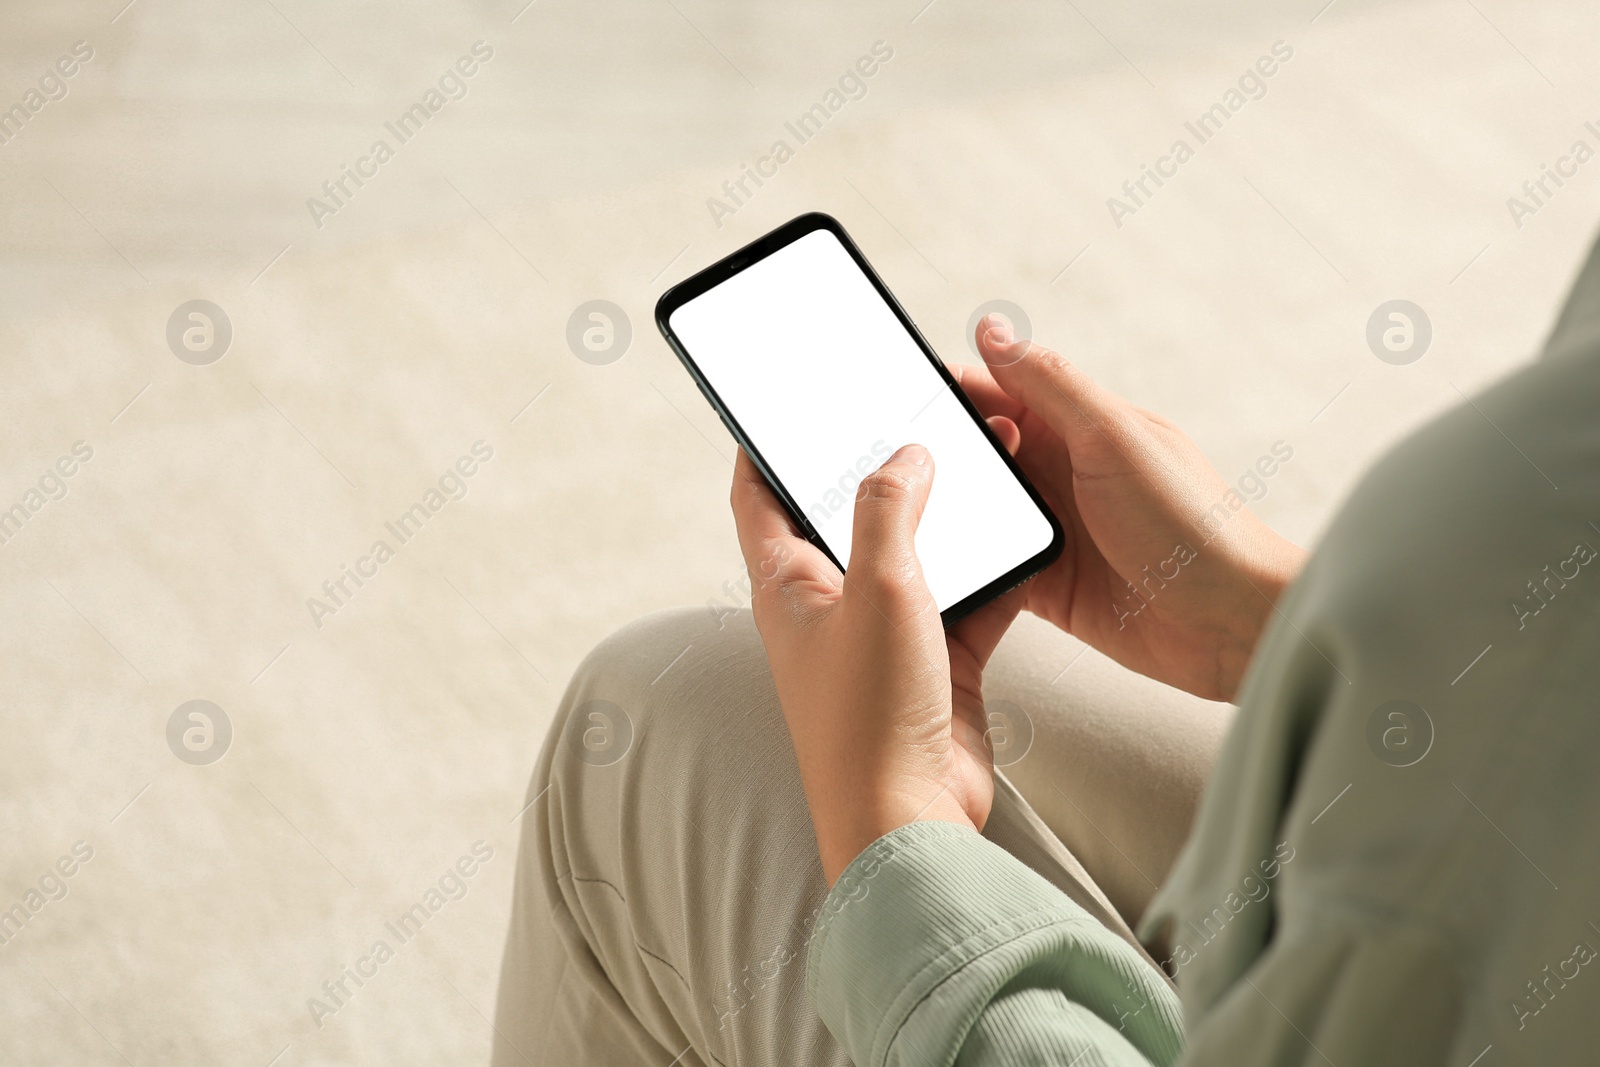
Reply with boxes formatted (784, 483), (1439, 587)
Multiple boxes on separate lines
(1029, 342), (1069, 377)
(753, 543), (790, 582)
(856, 466), (917, 504)
(855, 559), (919, 608)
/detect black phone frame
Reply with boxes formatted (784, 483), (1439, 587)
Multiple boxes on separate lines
(654, 211), (1064, 626)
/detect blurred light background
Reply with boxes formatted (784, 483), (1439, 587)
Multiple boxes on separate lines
(2, 0), (1597, 1063)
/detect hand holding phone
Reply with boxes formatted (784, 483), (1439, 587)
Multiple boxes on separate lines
(655, 211), (1306, 883)
(726, 432), (1025, 884)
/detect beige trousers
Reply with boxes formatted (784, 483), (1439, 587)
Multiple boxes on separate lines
(491, 607), (1232, 1067)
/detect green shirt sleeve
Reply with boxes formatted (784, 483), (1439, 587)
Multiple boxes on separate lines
(805, 820), (1184, 1067)
(806, 236), (1600, 1067)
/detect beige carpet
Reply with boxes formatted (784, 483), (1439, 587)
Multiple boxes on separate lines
(2, 0), (1597, 1063)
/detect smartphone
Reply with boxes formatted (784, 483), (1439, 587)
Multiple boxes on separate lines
(654, 212), (1062, 624)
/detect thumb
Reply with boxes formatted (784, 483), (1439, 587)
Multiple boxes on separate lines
(975, 314), (1136, 478)
(846, 443), (936, 618)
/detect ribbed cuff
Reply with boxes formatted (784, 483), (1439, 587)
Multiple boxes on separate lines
(806, 820), (1183, 1067)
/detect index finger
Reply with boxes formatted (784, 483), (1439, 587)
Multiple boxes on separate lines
(950, 361), (1027, 423)
(730, 449), (840, 599)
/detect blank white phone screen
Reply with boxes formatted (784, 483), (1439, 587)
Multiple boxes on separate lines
(668, 228), (1055, 612)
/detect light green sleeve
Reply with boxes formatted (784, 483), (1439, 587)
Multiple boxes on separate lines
(805, 820), (1184, 1067)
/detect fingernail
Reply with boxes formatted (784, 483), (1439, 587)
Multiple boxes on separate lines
(899, 444), (930, 466)
(983, 320), (1013, 349)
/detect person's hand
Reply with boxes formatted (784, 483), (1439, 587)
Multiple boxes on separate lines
(953, 315), (1307, 702)
(730, 445), (1025, 886)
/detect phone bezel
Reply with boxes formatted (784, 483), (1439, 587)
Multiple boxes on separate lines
(653, 211), (1064, 626)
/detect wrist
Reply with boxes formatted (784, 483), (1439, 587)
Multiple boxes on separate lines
(810, 785), (977, 886)
(1220, 536), (1307, 697)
